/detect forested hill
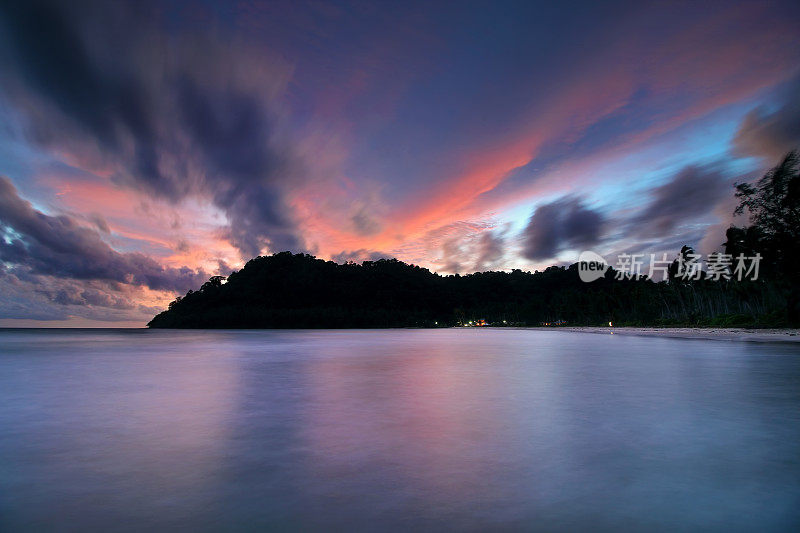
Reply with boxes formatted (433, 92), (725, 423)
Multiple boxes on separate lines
(147, 152), (799, 329)
(147, 251), (787, 329)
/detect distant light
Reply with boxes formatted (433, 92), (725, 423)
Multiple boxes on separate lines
(608, 321), (613, 327)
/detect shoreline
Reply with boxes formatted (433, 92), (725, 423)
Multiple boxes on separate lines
(550, 326), (800, 343)
(2, 326), (800, 343)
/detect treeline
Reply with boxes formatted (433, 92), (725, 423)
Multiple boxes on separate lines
(147, 254), (794, 329)
(149, 152), (799, 329)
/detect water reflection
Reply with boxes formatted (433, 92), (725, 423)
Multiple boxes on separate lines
(0, 330), (241, 530)
(1, 329), (799, 531)
(299, 337), (516, 526)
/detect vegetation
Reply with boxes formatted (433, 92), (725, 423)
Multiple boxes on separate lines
(149, 152), (800, 329)
(726, 151), (800, 323)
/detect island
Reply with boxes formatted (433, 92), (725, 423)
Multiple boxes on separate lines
(150, 153), (799, 329)
(147, 251), (795, 329)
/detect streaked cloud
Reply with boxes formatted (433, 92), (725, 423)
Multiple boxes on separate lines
(522, 197), (605, 261)
(734, 82), (800, 160)
(0, 0), (798, 324)
(0, 176), (207, 293)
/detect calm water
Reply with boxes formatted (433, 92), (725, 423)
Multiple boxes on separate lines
(0, 329), (799, 531)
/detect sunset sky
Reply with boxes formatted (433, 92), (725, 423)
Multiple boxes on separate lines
(1, 0), (799, 326)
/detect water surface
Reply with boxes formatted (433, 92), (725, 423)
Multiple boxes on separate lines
(1, 329), (798, 531)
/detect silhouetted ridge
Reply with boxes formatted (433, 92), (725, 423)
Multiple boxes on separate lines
(149, 151), (800, 329)
(147, 252), (786, 328)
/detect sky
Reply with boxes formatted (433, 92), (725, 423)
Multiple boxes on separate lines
(1, 0), (799, 327)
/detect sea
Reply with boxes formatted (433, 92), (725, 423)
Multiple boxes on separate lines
(1, 328), (798, 531)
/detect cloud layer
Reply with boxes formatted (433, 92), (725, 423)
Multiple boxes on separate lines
(734, 83), (800, 160)
(632, 166), (730, 238)
(0, 0), (301, 258)
(0, 1), (799, 324)
(0, 177), (207, 292)
(0, 176), (207, 322)
(523, 198), (604, 261)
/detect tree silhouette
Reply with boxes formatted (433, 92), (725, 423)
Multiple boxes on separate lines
(148, 153), (800, 329)
(731, 151), (800, 279)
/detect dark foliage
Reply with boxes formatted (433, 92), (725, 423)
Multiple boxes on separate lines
(148, 252), (788, 329)
(150, 152), (800, 329)
(727, 151), (800, 322)
(729, 151), (800, 279)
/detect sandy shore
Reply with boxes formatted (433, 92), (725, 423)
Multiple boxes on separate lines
(554, 326), (800, 343)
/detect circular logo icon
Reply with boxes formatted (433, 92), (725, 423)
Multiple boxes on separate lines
(578, 251), (608, 282)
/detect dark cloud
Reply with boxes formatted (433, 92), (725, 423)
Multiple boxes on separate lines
(733, 83), (800, 161)
(89, 214), (110, 233)
(632, 166), (729, 237)
(350, 206), (382, 236)
(522, 197), (604, 261)
(0, 273), (70, 321)
(474, 230), (504, 270)
(0, 0), (303, 258)
(0, 176), (207, 293)
(0, 264), (157, 322)
(440, 237), (464, 273)
(0, 1), (127, 147)
(215, 184), (300, 258)
(44, 285), (135, 310)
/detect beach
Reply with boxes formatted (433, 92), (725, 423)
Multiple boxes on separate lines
(556, 326), (800, 343)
